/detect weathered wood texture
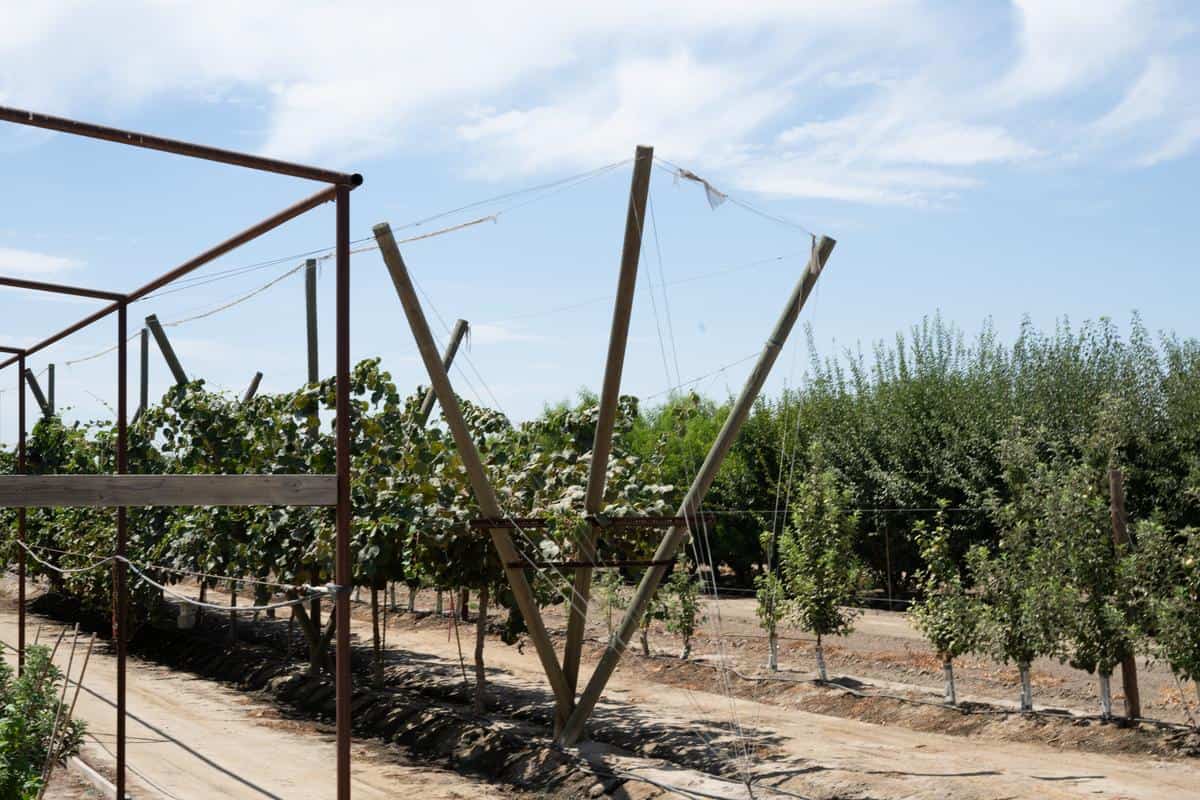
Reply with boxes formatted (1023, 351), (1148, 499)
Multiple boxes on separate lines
(0, 474), (336, 507)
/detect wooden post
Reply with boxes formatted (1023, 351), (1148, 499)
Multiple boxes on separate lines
(417, 319), (469, 425)
(46, 364), (54, 416)
(242, 371), (263, 403)
(24, 369), (50, 418)
(562, 145), (653, 722)
(1108, 468), (1142, 720)
(145, 314), (188, 386)
(305, 258), (319, 385)
(374, 221), (574, 717)
(17, 353), (26, 673)
(560, 235), (837, 745)
(138, 328), (149, 417)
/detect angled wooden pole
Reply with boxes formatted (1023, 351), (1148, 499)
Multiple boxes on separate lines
(47, 364), (54, 416)
(24, 369), (50, 418)
(1108, 468), (1142, 720)
(562, 145), (653, 714)
(373, 222), (573, 715)
(417, 318), (469, 425)
(560, 235), (837, 745)
(242, 371), (264, 403)
(145, 314), (188, 386)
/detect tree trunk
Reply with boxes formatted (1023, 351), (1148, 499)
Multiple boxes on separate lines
(197, 582), (207, 626)
(291, 594), (335, 677)
(459, 588), (470, 621)
(474, 584), (489, 713)
(943, 657), (957, 705)
(1099, 672), (1113, 720)
(767, 631), (778, 672)
(286, 614), (294, 661)
(815, 635), (828, 682)
(389, 583), (397, 611)
(371, 583), (383, 688)
(435, 590), (444, 616)
(1019, 663), (1033, 712)
(639, 619), (651, 657)
(407, 586), (417, 613)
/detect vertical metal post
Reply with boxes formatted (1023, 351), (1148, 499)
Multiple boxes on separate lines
(16, 352), (26, 674)
(416, 319), (469, 425)
(562, 145), (653, 721)
(115, 302), (129, 798)
(334, 186), (352, 800)
(560, 236), (837, 745)
(47, 364), (54, 416)
(306, 258), (319, 385)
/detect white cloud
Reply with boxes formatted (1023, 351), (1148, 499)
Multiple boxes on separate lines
(0, 1), (1195, 206)
(0, 247), (82, 275)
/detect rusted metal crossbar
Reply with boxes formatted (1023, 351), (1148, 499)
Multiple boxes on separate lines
(0, 104), (360, 800)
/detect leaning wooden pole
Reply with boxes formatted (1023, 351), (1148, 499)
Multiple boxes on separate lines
(417, 318), (469, 425)
(145, 314), (188, 386)
(373, 222), (573, 716)
(1108, 468), (1142, 720)
(560, 235), (836, 745)
(562, 145), (653, 715)
(24, 369), (50, 418)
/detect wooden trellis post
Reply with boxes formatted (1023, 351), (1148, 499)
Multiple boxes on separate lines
(560, 145), (653, 730)
(146, 313), (188, 386)
(559, 234), (836, 745)
(417, 318), (469, 424)
(374, 221), (575, 717)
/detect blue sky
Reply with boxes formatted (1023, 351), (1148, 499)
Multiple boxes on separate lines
(1, 1), (1198, 441)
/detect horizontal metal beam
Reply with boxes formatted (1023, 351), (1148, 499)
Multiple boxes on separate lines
(0, 475), (336, 507)
(0, 276), (125, 301)
(0, 105), (362, 186)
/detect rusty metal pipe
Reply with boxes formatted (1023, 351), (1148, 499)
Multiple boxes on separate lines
(334, 184), (352, 800)
(0, 276), (125, 301)
(115, 302), (128, 798)
(0, 185), (338, 369)
(0, 105), (361, 187)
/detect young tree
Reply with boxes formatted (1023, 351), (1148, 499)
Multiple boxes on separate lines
(755, 531), (787, 671)
(1132, 522), (1200, 711)
(664, 553), (704, 660)
(777, 460), (863, 682)
(910, 505), (979, 705)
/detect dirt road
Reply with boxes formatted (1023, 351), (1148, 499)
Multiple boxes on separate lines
(369, 599), (1200, 800)
(1, 609), (513, 800)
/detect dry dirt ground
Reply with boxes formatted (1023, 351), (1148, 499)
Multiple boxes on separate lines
(0, 607), (524, 799)
(10, 575), (1200, 800)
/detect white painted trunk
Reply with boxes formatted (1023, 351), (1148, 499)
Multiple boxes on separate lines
(943, 659), (957, 706)
(1019, 663), (1033, 712)
(435, 590), (443, 616)
(767, 632), (778, 672)
(1099, 672), (1113, 719)
(815, 643), (828, 682)
(407, 586), (417, 613)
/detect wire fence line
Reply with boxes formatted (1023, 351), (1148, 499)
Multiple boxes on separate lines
(14, 541), (341, 613)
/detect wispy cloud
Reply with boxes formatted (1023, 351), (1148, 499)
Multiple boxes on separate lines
(0, 247), (82, 275)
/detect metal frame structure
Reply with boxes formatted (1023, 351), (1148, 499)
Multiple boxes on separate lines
(0, 105), (361, 799)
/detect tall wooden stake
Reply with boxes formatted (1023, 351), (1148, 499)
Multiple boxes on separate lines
(306, 258), (319, 385)
(242, 371), (263, 403)
(47, 364), (54, 416)
(417, 318), (469, 424)
(374, 222), (573, 717)
(562, 145), (653, 726)
(25, 369), (50, 418)
(1108, 468), (1142, 720)
(145, 313), (187, 386)
(560, 236), (837, 745)
(137, 328), (149, 418)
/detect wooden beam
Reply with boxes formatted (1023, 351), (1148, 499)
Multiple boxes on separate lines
(145, 314), (188, 386)
(24, 369), (51, 417)
(0, 474), (336, 507)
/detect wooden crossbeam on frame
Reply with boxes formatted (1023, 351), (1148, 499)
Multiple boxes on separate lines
(0, 474), (336, 507)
